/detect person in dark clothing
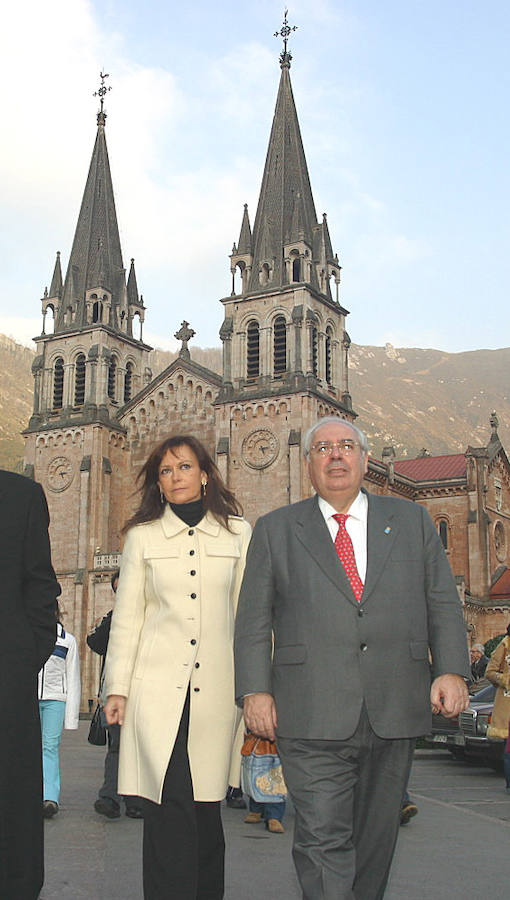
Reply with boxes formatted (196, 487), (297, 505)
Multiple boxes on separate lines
(470, 644), (489, 682)
(87, 570), (143, 819)
(0, 470), (59, 900)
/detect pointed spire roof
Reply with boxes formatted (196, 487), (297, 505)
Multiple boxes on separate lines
(48, 251), (63, 298)
(248, 62), (318, 292)
(127, 258), (141, 306)
(237, 204), (252, 255)
(55, 108), (126, 331)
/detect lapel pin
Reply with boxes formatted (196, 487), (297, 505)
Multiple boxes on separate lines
(384, 526), (392, 534)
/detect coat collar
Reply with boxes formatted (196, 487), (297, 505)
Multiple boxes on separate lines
(159, 504), (221, 538)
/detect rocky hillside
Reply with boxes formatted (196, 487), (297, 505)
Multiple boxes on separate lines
(1, 335), (508, 471)
(0, 335), (35, 471)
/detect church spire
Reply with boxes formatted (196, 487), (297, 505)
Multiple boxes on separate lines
(245, 18), (340, 297)
(49, 251), (63, 298)
(237, 204), (252, 254)
(54, 73), (130, 333)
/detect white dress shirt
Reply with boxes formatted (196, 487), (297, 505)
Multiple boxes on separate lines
(317, 491), (368, 583)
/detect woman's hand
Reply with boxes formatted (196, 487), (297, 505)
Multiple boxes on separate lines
(104, 694), (127, 725)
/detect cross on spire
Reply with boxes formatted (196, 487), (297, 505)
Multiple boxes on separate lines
(274, 9), (298, 69)
(93, 71), (112, 125)
(174, 320), (196, 360)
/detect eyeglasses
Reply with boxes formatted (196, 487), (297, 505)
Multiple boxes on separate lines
(310, 439), (361, 456)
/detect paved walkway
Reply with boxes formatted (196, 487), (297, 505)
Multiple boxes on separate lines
(40, 722), (510, 899)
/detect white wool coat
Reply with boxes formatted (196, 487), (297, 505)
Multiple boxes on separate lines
(105, 506), (251, 804)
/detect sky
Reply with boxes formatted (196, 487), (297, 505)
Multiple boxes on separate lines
(2, 0), (509, 354)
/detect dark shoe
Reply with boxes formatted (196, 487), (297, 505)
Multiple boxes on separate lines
(244, 811), (263, 824)
(94, 797), (121, 819)
(226, 795), (247, 809)
(43, 800), (59, 819)
(400, 802), (418, 825)
(125, 806), (144, 818)
(226, 786), (246, 809)
(266, 817), (285, 833)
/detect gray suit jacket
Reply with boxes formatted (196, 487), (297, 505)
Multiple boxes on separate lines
(234, 491), (470, 740)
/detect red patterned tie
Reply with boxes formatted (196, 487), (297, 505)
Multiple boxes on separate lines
(333, 513), (364, 603)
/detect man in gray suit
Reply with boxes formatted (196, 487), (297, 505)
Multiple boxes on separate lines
(234, 417), (470, 900)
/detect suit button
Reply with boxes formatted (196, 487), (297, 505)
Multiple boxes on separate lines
(188, 529), (194, 536)
(190, 550), (195, 556)
(190, 639), (197, 645)
(360, 643), (368, 652)
(194, 687), (200, 692)
(358, 609), (364, 617)
(190, 593), (197, 599)
(195, 662), (200, 668)
(190, 570), (196, 576)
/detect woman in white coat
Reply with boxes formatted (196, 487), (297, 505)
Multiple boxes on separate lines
(104, 435), (251, 900)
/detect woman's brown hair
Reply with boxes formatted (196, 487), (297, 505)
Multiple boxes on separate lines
(122, 435), (242, 533)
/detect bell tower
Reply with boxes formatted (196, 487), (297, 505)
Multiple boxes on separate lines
(215, 15), (355, 520)
(23, 74), (152, 691)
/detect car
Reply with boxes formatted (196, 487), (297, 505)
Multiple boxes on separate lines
(458, 683), (504, 765)
(424, 683), (501, 762)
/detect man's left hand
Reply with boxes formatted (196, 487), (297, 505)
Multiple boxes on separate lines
(430, 674), (469, 718)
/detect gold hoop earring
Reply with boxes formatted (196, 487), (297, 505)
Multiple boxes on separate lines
(201, 480), (207, 497)
(160, 489), (165, 505)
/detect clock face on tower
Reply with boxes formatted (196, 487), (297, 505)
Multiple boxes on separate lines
(242, 429), (279, 469)
(47, 456), (74, 492)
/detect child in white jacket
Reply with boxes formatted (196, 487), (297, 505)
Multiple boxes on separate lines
(38, 602), (81, 817)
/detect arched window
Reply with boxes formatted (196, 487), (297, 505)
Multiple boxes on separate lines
(273, 316), (287, 375)
(53, 357), (64, 409)
(325, 327), (333, 384)
(74, 354), (86, 406)
(292, 257), (301, 281)
(438, 520), (448, 550)
(311, 327), (318, 376)
(92, 300), (103, 323)
(108, 355), (117, 400)
(246, 321), (260, 379)
(124, 362), (134, 403)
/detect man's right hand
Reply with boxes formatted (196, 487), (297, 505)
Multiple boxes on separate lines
(104, 695), (126, 725)
(243, 692), (277, 741)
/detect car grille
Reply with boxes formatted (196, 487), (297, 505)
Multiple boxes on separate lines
(459, 710), (476, 735)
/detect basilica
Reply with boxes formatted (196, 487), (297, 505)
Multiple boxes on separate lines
(23, 47), (510, 708)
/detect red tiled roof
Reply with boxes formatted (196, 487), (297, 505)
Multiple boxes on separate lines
(393, 454), (467, 481)
(490, 568), (510, 600)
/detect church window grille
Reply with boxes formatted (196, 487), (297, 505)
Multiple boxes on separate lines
(325, 327), (333, 384)
(311, 327), (318, 376)
(273, 316), (287, 375)
(124, 362), (133, 403)
(247, 321), (260, 379)
(74, 354), (86, 406)
(108, 356), (117, 400)
(438, 520), (448, 550)
(292, 257), (301, 281)
(53, 358), (64, 410)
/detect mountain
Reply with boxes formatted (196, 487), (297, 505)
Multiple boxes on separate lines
(1, 335), (508, 471)
(0, 335), (36, 471)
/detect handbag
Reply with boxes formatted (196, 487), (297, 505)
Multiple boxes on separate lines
(87, 703), (107, 746)
(240, 733), (286, 803)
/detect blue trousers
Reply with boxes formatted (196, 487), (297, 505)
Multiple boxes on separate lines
(249, 796), (286, 822)
(39, 699), (66, 803)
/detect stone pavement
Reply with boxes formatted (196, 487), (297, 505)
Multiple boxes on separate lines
(40, 723), (510, 899)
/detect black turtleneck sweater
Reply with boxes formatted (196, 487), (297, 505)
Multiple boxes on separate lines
(169, 498), (204, 528)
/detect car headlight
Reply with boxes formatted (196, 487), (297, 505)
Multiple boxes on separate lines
(476, 713), (491, 735)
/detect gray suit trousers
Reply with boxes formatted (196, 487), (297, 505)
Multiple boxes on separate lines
(278, 706), (415, 900)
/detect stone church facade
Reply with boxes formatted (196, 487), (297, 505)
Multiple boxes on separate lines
(24, 52), (355, 706)
(23, 56), (510, 709)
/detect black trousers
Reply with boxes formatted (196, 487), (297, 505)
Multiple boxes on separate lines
(142, 691), (225, 900)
